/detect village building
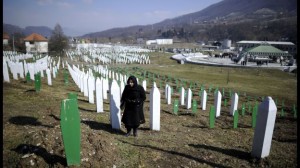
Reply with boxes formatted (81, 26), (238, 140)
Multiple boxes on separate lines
(24, 33), (48, 54)
(146, 39), (173, 45)
(3, 32), (10, 46)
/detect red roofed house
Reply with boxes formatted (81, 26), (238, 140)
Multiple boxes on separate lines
(24, 33), (48, 54)
(3, 32), (10, 46)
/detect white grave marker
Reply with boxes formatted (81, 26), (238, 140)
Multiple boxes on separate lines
(3, 61), (10, 82)
(88, 76), (95, 104)
(110, 80), (121, 130)
(186, 88), (192, 109)
(167, 85), (171, 105)
(96, 78), (104, 113)
(46, 68), (52, 86)
(251, 97), (277, 158)
(150, 82), (161, 131)
(180, 87), (185, 105)
(201, 90), (207, 110)
(214, 91), (222, 117)
(230, 93), (239, 116)
(142, 80), (147, 91)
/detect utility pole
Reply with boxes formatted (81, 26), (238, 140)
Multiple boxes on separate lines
(13, 33), (15, 52)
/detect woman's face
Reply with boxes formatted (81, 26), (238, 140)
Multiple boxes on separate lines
(129, 79), (134, 87)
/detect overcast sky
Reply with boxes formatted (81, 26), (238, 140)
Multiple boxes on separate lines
(4, 0), (222, 36)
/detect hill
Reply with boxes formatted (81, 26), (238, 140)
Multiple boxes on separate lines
(3, 24), (53, 38)
(81, 0), (297, 43)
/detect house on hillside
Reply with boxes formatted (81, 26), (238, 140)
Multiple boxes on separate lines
(3, 32), (9, 46)
(24, 33), (48, 54)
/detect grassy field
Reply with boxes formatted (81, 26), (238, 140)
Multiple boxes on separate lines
(3, 51), (297, 167)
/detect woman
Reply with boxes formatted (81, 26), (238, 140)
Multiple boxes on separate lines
(121, 76), (146, 137)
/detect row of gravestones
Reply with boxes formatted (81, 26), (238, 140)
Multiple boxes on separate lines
(67, 62), (153, 113)
(63, 63), (279, 166)
(3, 55), (63, 89)
(3, 52), (33, 62)
(66, 47), (151, 65)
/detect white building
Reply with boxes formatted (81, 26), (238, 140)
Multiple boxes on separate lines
(146, 39), (173, 45)
(24, 33), (48, 54)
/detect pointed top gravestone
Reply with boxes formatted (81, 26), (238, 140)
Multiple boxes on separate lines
(230, 93), (239, 116)
(150, 82), (160, 131)
(214, 91), (222, 117)
(110, 80), (121, 130)
(251, 97), (277, 158)
(96, 78), (104, 113)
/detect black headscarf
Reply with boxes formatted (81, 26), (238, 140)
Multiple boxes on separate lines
(127, 75), (138, 88)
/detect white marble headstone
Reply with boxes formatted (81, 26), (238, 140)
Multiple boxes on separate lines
(230, 93), (239, 116)
(88, 76), (95, 104)
(150, 82), (161, 131)
(214, 91), (222, 117)
(251, 97), (277, 158)
(3, 61), (10, 82)
(46, 68), (52, 86)
(110, 80), (121, 130)
(167, 85), (171, 105)
(201, 90), (207, 110)
(96, 78), (104, 113)
(142, 80), (147, 91)
(180, 87), (185, 105)
(186, 88), (192, 109)
(83, 74), (89, 97)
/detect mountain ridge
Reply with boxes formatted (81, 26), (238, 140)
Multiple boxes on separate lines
(3, 0), (297, 40)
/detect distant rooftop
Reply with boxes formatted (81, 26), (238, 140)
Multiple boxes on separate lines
(236, 40), (295, 45)
(24, 33), (48, 41)
(3, 33), (9, 39)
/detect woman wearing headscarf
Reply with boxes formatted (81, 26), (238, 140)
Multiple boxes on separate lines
(121, 76), (146, 137)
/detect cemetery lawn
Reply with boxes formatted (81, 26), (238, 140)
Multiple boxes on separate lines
(3, 52), (297, 168)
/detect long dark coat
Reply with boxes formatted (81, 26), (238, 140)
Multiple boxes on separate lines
(121, 76), (146, 128)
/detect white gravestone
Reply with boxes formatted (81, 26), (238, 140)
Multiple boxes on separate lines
(83, 74), (89, 97)
(102, 78), (109, 100)
(164, 84), (168, 99)
(11, 63), (18, 80)
(251, 97), (277, 158)
(46, 68), (52, 86)
(96, 78), (104, 113)
(52, 66), (56, 78)
(120, 81), (125, 97)
(40, 70), (44, 78)
(167, 85), (171, 105)
(230, 93), (239, 116)
(142, 80), (147, 91)
(150, 82), (161, 131)
(18, 62), (24, 78)
(214, 91), (222, 117)
(110, 80), (121, 130)
(28, 65), (35, 80)
(201, 90), (207, 110)
(3, 61), (10, 82)
(88, 76), (95, 104)
(186, 88), (192, 109)
(180, 87), (185, 105)
(80, 73), (84, 93)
